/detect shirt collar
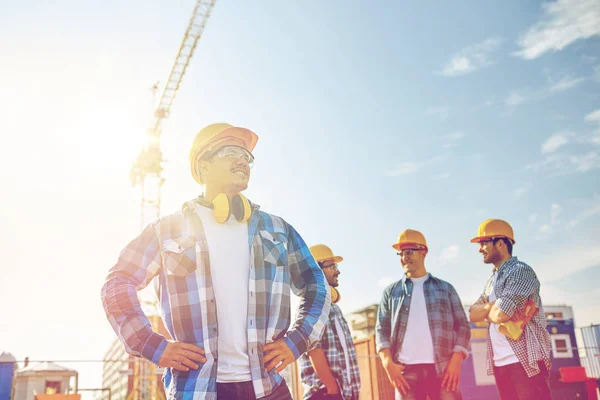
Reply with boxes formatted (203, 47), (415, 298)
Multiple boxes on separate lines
(495, 256), (518, 273)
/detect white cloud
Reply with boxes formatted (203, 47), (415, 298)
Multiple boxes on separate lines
(385, 162), (420, 176)
(538, 224), (552, 234)
(514, 187), (529, 198)
(440, 37), (503, 77)
(386, 154), (450, 177)
(541, 133), (571, 153)
(439, 245), (460, 265)
(505, 92), (525, 106)
(378, 276), (397, 288)
(547, 76), (585, 93)
(529, 214), (538, 223)
(533, 245), (600, 282)
(506, 75), (584, 107)
(570, 152), (600, 172)
(514, 0), (600, 60)
(426, 106), (449, 121)
(526, 152), (600, 176)
(551, 203), (562, 224)
(432, 172), (451, 180)
(445, 131), (465, 141)
(585, 109), (600, 122)
(566, 202), (600, 229)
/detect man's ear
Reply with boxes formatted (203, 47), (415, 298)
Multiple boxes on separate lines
(198, 160), (209, 181)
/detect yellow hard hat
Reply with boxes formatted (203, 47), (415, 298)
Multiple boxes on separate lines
(189, 123), (259, 184)
(309, 244), (344, 264)
(392, 229), (428, 251)
(471, 219), (516, 244)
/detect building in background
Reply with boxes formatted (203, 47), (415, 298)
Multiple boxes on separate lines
(346, 304), (378, 341)
(102, 315), (167, 400)
(460, 304), (590, 400)
(581, 324), (600, 379)
(101, 338), (133, 400)
(0, 351), (17, 400)
(14, 361), (78, 400)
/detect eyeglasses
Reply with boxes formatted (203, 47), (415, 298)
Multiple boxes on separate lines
(213, 146), (255, 168)
(396, 248), (422, 257)
(320, 262), (339, 270)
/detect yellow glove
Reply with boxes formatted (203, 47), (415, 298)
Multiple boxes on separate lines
(498, 299), (538, 341)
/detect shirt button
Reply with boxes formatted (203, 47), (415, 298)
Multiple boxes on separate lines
(408, 294), (411, 297)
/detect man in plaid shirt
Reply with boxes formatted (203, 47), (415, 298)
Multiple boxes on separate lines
(376, 229), (470, 400)
(299, 245), (361, 400)
(469, 219), (552, 400)
(101, 123), (331, 400)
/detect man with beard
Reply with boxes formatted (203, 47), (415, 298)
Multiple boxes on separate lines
(376, 229), (470, 400)
(469, 219), (552, 400)
(299, 244), (361, 400)
(102, 123), (330, 399)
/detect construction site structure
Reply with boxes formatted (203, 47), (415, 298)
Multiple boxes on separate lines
(124, 1), (217, 399)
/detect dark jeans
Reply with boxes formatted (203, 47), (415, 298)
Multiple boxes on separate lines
(307, 387), (345, 400)
(216, 380), (292, 400)
(493, 361), (552, 400)
(395, 364), (462, 400)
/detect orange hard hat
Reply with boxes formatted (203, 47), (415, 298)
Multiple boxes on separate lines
(392, 229), (428, 251)
(471, 219), (516, 244)
(189, 123), (259, 184)
(309, 244), (344, 264)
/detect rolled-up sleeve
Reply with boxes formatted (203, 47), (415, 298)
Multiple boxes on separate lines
(286, 224), (331, 358)
(376, 286), (393, 353)
(496, 264), (539, 318)
(101, 223), (168, 364)
(449, 285), (471, 359)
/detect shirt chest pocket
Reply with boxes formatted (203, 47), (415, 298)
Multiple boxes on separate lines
(162, 237), (198, 277)
(259, 230), (288, 267)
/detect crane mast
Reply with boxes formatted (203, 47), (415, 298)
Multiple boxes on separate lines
(130, 0), (217, 229)
(126, 2), (217, 399)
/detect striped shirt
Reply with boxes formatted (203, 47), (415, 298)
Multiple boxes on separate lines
(299, 303), (361, 400)
(101, 198), (331, 399)
(376, 273), (471, 378)
(480, 256), (551, 377)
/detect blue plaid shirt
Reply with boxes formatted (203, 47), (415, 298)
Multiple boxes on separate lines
(299, 303), (361, 400)
(376, 273), (471, 378)
(101, 198), (331, 399)
(479, 256), (551, 377)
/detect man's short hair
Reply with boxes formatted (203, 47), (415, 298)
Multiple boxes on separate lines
(494, 238), (513, 256)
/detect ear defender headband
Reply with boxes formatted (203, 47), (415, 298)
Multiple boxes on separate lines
(199, 193), (252, 224)
(330, 286), (341, 304)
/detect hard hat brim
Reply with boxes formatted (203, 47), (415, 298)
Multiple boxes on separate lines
(471, 236), (516, 245)
(392, 243), (427, 251)
(318, 256), (344, 264)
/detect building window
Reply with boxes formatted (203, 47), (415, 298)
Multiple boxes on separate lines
(45, 381), (61, 394)
(546, 312), (564, 320)
(551, 334), (573, 358)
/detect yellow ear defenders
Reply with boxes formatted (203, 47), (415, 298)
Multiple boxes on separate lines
(330, 286), (341, 304)
(198, 193), (252, 224)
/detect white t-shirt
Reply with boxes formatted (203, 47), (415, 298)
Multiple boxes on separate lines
(397, 274), (436, 364)
(333, 314), (352, 384)
(488, 272), (519, 366)
(196, 205), (252, 382)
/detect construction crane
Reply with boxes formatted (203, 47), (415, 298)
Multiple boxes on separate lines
(130, 0), (216, 229)
(125, 1), (217, 399)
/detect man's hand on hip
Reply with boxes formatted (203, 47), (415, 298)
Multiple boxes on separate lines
(263, 339), (295, 374)
(158, 341), (206, 372)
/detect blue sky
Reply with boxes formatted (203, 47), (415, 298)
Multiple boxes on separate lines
(1, 0), (599, 395)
